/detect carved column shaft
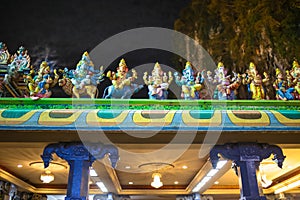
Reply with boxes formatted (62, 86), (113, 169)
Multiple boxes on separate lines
(66, 160), (90, 200)
(237, 161), (265, 200)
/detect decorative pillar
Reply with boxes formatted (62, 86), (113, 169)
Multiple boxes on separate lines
(210, 143), (285, 200)
(41, 142), (119, 200)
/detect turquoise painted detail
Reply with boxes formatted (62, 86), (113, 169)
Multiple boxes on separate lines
(1, 110), (31, 118)
(96, 110), (123, 119)
(277, 110), (300, 119)
(189, 110), (214, 119)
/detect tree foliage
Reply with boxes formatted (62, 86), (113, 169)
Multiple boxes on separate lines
(174, 0), (300, 75)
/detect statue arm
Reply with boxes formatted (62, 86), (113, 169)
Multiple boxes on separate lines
(173, 72), (183, 86)
(143, 72), (149, 85)
(50, 69), (59, 87)
(168, 71), (173, 85)
(130, 69), (138, 81)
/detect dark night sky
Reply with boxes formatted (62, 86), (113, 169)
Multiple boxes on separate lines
(1, 0), (191, 98)
(1, 0), (190, 67)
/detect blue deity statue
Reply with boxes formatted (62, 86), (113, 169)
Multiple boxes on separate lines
(70, 51), (104, 98)
(8, 46), (30, 73)
(71, 52), (103, 89)
(174, 62), (203, 100)
(273, 68), (294, 100)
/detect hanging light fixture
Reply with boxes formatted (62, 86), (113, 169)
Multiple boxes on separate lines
(138, 162), (173, 189)
(40, 170), (55, 183)
(29, 161), (67, 184)
(151, 173), (163, 188)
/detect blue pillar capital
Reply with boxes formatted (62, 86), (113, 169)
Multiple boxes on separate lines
(210, 143), (285, 168)
(41, 142), (119, 168)
(41, 142), (119, 200)
(210, 143), (285, 200)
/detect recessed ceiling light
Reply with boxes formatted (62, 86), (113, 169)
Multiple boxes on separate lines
(216, 160), (227, 169)
(214, 181), (219, 184)
(207, 169), (219, 177)
(96, 182), (108, 193)
(89, 168), (98, 177)
(129, 182), (133, 185)
(125, 166), (131, 169)
(182, 165), (188, 169)
(17, 164), (23, 168)
(174, 181), (179, 184)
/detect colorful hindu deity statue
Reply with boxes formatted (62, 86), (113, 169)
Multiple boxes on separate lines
(213, 62), (232, 100)
(292, 61), (300, 99)
(25, 67), (37, 96)
(203, 70), (215, 99)
(228, 71), (242, 100)
(174, 61), (203, 100)
(8, 46), (30, 73)
(3, 46), (31, 97)
(70, 51), (104, 98)
(273, 68), (295, 100)
(143, 62), (173, 99)
(57, 68), (75, 97)
(27, 61), (59, 99)
(104, 58), (142, 98)
(290, 60), (300, 80)
(242, 62), (265, 100)
(262, 71), (276, 100)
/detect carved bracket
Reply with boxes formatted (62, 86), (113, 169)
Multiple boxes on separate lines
(41, 142), (119, 168)
(210, 143), (285, 168)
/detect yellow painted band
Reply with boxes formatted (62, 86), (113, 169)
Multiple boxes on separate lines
(227, 110), (270, 126)
(270, 111), (300, 126)
(133, 110), (176, 126)
(39, 110), (83, 126)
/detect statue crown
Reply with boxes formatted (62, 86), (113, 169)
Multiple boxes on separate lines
(119, 58), (127, 67)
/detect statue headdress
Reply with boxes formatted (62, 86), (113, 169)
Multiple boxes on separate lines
(275, 68), (282, 76)
(153, 62), (163, 76)
(293, 60), (299, 69)
(185, 61), (192, 69)
(154, 62), (161, 69)
(217, 62), (224, 68)
(119, 58), (127, 68)
(249, 62), (256, 70)
(80, 51), (94, 67)
(40, 61), (48, 68)
(17, 46), (25, 55)
(83, 51), (89, 57)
